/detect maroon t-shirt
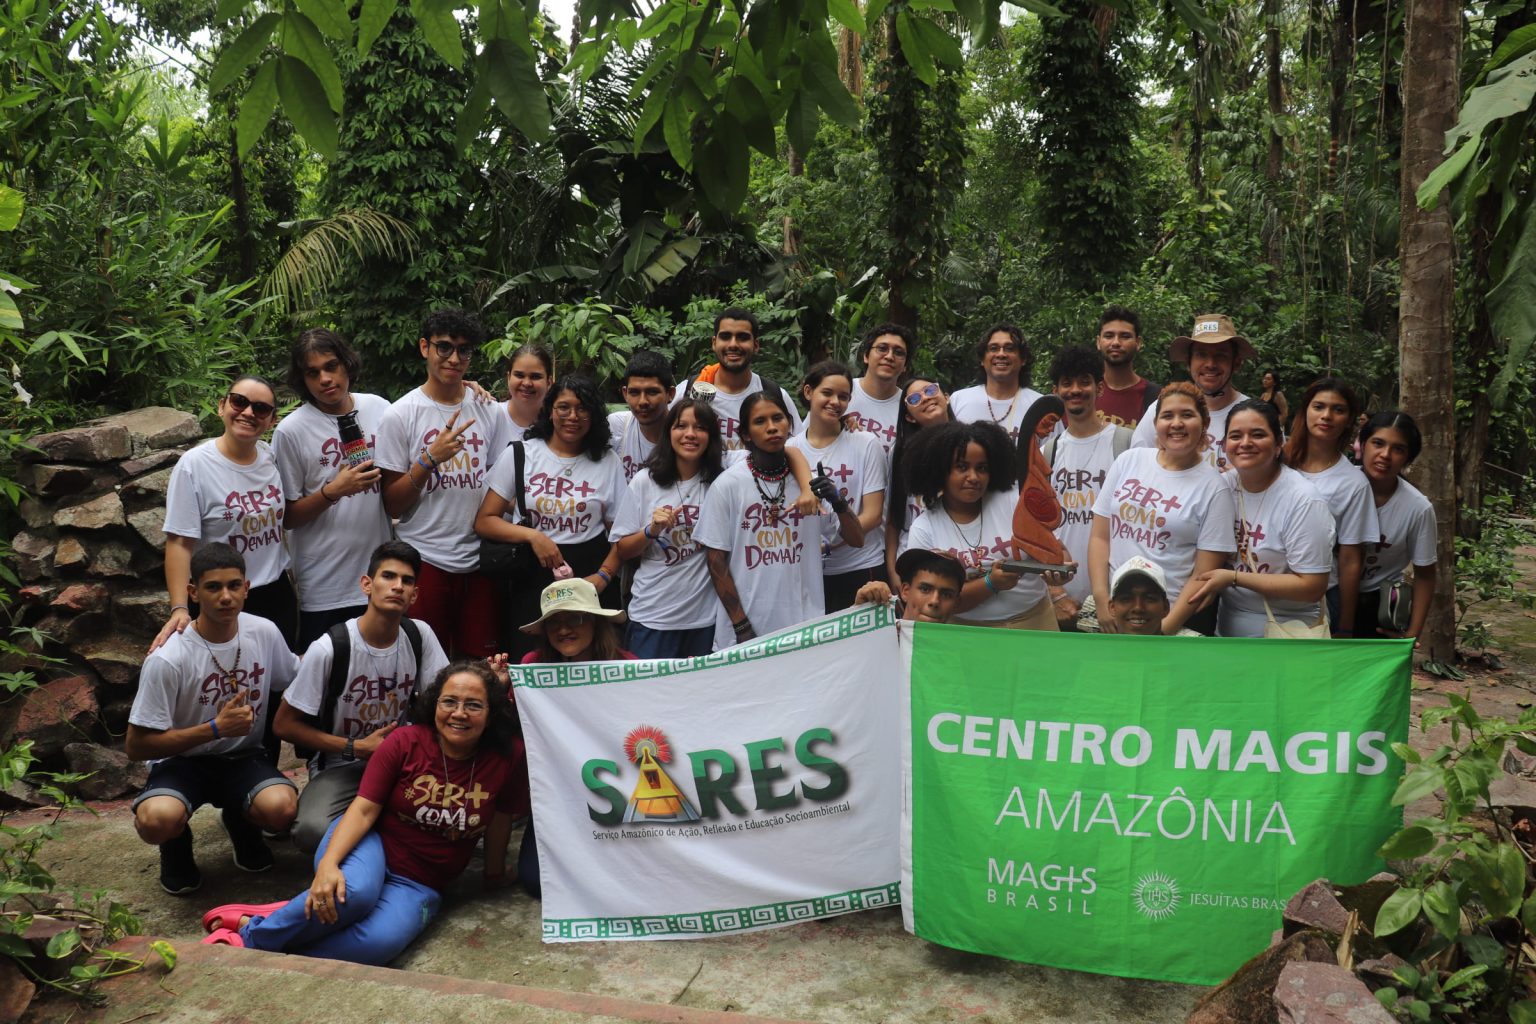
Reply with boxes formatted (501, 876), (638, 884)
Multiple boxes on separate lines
(520, 649), (638, 663)
(1097, 378), (1160, 429)
(358, 723), (526, 891)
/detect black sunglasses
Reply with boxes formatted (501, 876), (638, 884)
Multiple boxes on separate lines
(431, 340), (478, 360)
(716, 331), (754, 343)
(225, 392), (276, 418)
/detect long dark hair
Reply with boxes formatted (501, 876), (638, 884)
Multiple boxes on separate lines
(1283, 376), (1362, 465)
(736, 389), (793, 448)
(1359, 411), (1423, 464)
(646, 399), (725, 486)
(527, 374), (611, 460)
(287, 328), (362, 404)
(410, 661), (518, 752)
(1223, 398), (1286, 464)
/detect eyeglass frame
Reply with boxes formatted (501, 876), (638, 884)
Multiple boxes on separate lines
(904, 382), (942, 407)
(430, 340), (479, 361)
(224, 392), (276, 418)
(437, 697), (488, 714)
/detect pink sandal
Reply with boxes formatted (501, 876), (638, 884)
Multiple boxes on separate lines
(201, 901), (286, 933)
(202, 927), (244, 947)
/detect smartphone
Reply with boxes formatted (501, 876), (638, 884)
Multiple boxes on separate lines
(997, 558), (1077, 577)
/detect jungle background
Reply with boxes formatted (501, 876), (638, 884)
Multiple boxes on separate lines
(1, 0), (1533, 661)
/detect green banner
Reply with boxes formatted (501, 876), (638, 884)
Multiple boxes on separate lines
(902, 626), (1411, 985)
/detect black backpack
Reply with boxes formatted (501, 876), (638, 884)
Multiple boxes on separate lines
(298, 619), (423, 762)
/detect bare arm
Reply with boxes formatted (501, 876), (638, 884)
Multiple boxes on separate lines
(1406, 565), (1437, 642)
(954, 564), (1023, 615)
(884, 519), (902, 582)
(1087, 516), (1116, 633)
(285, 460), (382, 529)
(1335, 544), (1364, 634)
(1164, 548), (1230, 633)
(273, 700), (397, 759)
(473, 489), (562, 568)
(706, 547), (750, 637)
(834, 504), (865, 548)
(124, 689), (255, 761)
(151, 535), (197, 652)
(854, 490), (884, 536)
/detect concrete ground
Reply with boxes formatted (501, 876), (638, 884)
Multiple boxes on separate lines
(24, 796), (1202, 1023)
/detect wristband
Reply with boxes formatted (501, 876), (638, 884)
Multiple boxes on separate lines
(170, 604), (189, 613)
(344, 738), (355, 759)
(596, 567), (613, 583)
(732, 617), (753, 636)
(643, 523), (658, 540)
(984, 567), (999, 594)
(208, 718), (221, 740)
(419, 447), (439, 468)
(320, 482), (338, 504)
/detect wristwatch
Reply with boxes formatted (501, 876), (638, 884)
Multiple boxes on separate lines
(344, 738), (356, 759)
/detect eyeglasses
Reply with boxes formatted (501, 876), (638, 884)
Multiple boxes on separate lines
(985, 343), (1019, 356)
(869, 343), (907, 359)
(225, 392), (276, 418)
(437, 697), (487, 714)
(430, 341), (478, 361)
(552, 403), (591, 419)
(905, 383), (942, 407)
(716, 331), (754, 343)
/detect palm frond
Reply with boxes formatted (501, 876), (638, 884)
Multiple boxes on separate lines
(263, 209), (419, 317)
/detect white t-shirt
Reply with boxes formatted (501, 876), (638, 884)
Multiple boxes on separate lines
(607, 410), (659, 483)
(694, 459), (833, 649)
(163, 440), (290, 587)
(888, 486), (925, 557)
(1092, 447), (1238, 602)
(787, 429), (887, 573)
(129, 613), (299, 760)
(949, 385), (1046, 446)
(271, 396), (394, 611)
(505, 411), (535, 444)
(1297, 457), (1380, 587)
(674, 373), (804, 451)
(903, 491), (1048, 622)
(1130, 391), (1250, 472)
(1361, 478), (1437, 591)
(1218, 467), (1336, 637)
(845, 379), (903, 453)
(375, 388), (511, 573)
(609, 470), (716, 631)
(1050, 425), (1120, 603)
(486, 438), (625, 545)
(283, 617), (448, 771)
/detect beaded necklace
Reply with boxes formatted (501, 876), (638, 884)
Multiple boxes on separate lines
(747, 452), (789, 525)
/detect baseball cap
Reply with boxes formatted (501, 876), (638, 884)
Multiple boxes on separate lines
(1110, 556), (1170, 600)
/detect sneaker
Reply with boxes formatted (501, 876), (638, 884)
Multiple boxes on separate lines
(158, 828), (202, 896)
(219, 806), (275, 873)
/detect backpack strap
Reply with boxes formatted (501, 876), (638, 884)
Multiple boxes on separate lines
(1140, 380), (1161, 412)
(400, 618), (423, 687)
(317, 621), (352, 739)
(1043, 436), (1058, 467)
(1111, 425), (1133, 459)
(511, 440), (529, 524)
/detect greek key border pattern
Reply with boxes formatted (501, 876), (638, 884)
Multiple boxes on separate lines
(513, 604), (894, 689)
(542, 882), (900, 940)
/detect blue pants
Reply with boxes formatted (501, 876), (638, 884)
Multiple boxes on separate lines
(623, 621), (714, 659)
(240, 820), (440, 966)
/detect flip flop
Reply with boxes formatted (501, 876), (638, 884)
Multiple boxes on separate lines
(201, 901), (286, 933)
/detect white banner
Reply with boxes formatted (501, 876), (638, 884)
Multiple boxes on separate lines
(516, 605), (902, 941)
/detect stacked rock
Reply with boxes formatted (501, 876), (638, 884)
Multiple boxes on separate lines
(3, 407), (205, 805)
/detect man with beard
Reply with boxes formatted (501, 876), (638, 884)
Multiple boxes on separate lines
(678, 307), (802, 450)
(1130, 313), (1255, 472)
(949, 323), (1044, 445)
(1094, 305), (1159, 429)
(607, 351), (677, 481)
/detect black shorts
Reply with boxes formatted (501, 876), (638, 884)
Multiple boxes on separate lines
(131, 751), (295, 816)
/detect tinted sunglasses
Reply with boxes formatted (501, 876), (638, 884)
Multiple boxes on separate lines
(431, 340), (478, 360)
(225, 392), (276, 418)
(904, 383), (942, 407)
(716, 331), (754, 343)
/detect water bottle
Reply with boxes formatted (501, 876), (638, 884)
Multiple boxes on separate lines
(337, 411), (371, 468)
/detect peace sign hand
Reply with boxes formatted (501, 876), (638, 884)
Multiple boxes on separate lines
(427, 411), (477, 465)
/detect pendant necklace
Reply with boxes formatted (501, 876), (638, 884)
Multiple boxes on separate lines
(441, 746), (478, 834)
(949, 506), (986, 564)
(195, 623), (242, 688)
(748, 455), (788, 525)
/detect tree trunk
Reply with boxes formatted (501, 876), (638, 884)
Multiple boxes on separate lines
(1263, 0), (1284, 281)
(1397, 0), (1460, 664)
(226, 121), (258, 286)
(782, 144), (803, 257)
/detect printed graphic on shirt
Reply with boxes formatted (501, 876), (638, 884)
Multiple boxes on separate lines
(653, 503), (703, 567)
(1109, 477), (1183, 552)
(196, 661), (271, 717)
(401, 770), (495, 837)
(418, 425), (492, 493)
(529, 471), (602, 535)
(1054, 465), (1106, 530)
(738, 502), (811, 568)
(223, 483), (285, 555)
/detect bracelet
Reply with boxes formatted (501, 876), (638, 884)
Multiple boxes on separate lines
(419, 447), (439, 468)
(344, 738), (355, 759)
(732, 617), (753, 636)
(595, 567), (613, 583)
(643, 523), (658, 540)
(320, 481), (338, 504)
(208, 718), (221, 740)
(984, 567), (999, 594)
(170, 604), (188, 613)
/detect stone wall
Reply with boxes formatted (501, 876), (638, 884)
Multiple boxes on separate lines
(3, 407), (205, 803)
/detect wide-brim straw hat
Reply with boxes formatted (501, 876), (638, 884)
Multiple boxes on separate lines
(520, 577), (626, 634)
(1168, 313), (1258, 363)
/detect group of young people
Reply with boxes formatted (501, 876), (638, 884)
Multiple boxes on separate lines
(121, 303), (1439, 967)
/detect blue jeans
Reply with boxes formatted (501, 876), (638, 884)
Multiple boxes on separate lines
(623, 621), (714, 659)
(240, 819), (441, 965)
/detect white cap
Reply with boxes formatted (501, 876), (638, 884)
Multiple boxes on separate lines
(1110, 556), (1169, 599)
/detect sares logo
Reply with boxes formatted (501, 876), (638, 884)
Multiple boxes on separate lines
(583, 724), (848, 827)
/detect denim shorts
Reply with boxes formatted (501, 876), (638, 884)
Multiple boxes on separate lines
(131, 751), (295, 815)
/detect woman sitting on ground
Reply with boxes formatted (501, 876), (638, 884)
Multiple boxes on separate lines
(514, 578), (634, 898)
(200, 661), (523, 964)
